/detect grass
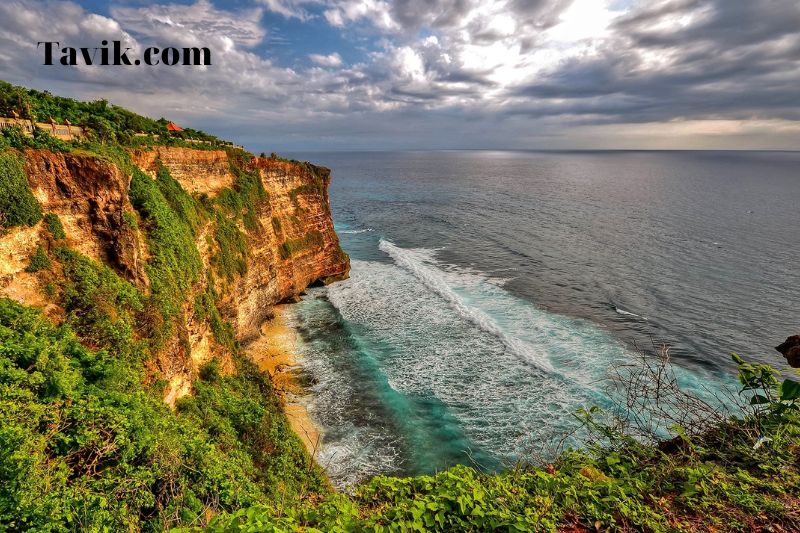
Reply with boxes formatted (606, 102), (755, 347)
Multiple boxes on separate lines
(5, 79), (798, 533)
(129, 166), (203, 350)
(25, 246), (51, 272)
(0, 81), (345, 532)
(43, 213), (66, 240)
(211, 214), (248, 281)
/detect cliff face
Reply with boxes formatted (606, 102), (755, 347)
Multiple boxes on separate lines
(131, 148), (350, 341)
(130, 146), (235, 196)
(23, 150), (149, 283)
(1, 146), (349, 404)
(230, 156), (349, 341)
(1, 150), (148, 312)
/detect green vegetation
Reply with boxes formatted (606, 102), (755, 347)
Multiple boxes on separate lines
(218, 163), (268, 231)
(0, 150), (41, 229)
(9, 80), (799, 533)
(25, 246), (51, 273)
(54, 246), (144, 360)
(280, 230), (325, 259)
(190, 354), (800, 532)
(211, 215), (248, 281)
(0, 297), (324, 532)
(194, 282), (237, 353)
(0, 81), (335, 532)
(0, 80), (231, 148)
(0, 125), (73, 152)
(44, 213), (66, 240)
(129, 166), (203, 350)
(208, 161), (268, 280)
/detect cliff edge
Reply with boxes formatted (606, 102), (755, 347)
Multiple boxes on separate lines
(1, 145), (349, 404)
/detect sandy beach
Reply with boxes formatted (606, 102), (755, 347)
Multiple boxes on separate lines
(247, 305), (322, 457)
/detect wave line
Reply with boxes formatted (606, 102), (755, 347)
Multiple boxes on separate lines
(378, 239), (556, 375)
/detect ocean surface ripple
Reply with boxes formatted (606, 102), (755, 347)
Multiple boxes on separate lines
(284, 150), (799, 486)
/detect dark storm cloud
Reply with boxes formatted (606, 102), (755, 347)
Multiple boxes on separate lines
(616, 0), (800, 48)
(509, 0), (800, 125)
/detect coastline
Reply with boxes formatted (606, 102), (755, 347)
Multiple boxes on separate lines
(248, 305), (322, 457)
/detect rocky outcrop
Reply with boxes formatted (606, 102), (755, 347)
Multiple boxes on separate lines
(225, 157), (349, 341)
(134, 149), (349, 398)
(22, 149), (148, 285)
(142, 150), (349, 341)
(776, 335), (800, 368)
(130, 147), (235, 196)
(3, 146), (349, 405)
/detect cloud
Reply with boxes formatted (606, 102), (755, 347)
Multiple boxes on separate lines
(0, 0), (797, 149)
(309, 52), (343, 67)
(507, 0), (800, 126)
(258, 0), (313, 21)
(112, 0), (266, 49)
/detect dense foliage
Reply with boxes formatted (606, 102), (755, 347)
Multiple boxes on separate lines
(4, 80), (798, 533)
(129, 165), (204, 350)
(195, 356), (800, 532)
(43, 213), (66, 240)
(0, 298), (325, 532)
(0, 80), (228, 147)
(0, 150), (41, 229)
(0, 82), (332, 530)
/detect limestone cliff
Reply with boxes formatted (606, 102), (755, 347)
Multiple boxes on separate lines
(130, 148), (349, 340)
(1, 146), (349, 404)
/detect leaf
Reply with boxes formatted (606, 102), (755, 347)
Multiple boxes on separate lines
(749, 394), (769, 405)
(780, 379), (800, 401)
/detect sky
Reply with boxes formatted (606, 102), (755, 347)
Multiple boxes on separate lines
(0, 0), (798, 151)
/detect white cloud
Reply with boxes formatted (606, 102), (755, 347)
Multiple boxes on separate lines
(309, 52), (343, 67)
(258, 0), (312, 21)
(323, 0), (398, 30)
(0, 0), (797, 150)
(112, 0), (266, 49)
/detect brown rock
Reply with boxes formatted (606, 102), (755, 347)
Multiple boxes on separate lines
(23, 149), (148, 285)
(776, 335), (800, 368)
(130, 147), (236, 196)
(7, 146), (349, 406)
(135, 149), (349, 398)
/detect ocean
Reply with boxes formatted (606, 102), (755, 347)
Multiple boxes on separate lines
(283, 150), (799, 487)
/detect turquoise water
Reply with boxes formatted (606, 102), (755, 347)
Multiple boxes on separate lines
(284, 150), (799, 486)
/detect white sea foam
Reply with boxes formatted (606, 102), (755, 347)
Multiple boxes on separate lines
(290, 241), (731, 485)
(615, 306), (648, 320)
(378, 239), (557, 375)
(339, 228), (374, 234)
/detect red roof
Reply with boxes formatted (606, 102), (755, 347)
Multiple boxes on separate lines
(166, 121), (183, 132)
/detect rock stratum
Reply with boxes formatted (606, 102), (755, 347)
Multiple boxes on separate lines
(0, 146), (349, 405)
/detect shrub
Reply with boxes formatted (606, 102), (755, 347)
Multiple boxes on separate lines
(129, 167), (202, 350)
(43, 213), (66, 240)
(0, 297), (321, 532)
(0, 151), (41, 228)
(25, 246), (50, 272)
(53, 246), (144, 361)
(211, 215), (248, 281)
(197, 354), (800, 533)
